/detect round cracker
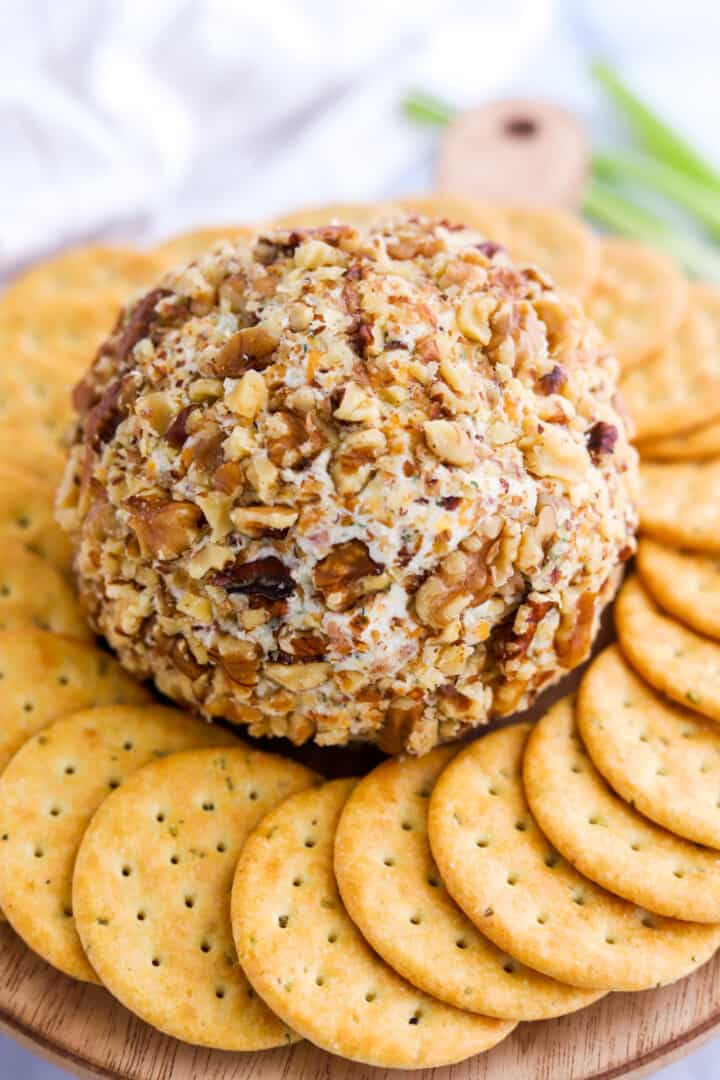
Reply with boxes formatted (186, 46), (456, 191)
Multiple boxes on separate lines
(270, 202), (399, 230)
(578, 646), (720, 848)
(156, 226), (255, 264)
(0, 292), (119, 379)
(585, 238), (689, 371)
(0, 705), (234, 982)
(428, 723), (720, 991)
(232, 778), (514, 1068)
(619, 301), (719, 441)
(395, 195), (507, 239)
(0, 425), (66, 484)
(638, 460), (720, 553)
(0, 365), (73, 439)
(524, 697), (720, 921)
(73, 746), (317, 1049)
(638, 417), (720, 462)
(637, 538), (720, 639)
(0, 540), (90, 639)
(0, 628), (151, 775)
(334, 747), (603, 1020)
(2, 246), (172, 310)
(497, 205), (599, 298)
(0, 462), (73, 574)
(616, 576), (720, 723)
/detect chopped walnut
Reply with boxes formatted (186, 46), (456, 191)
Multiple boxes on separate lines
(313, 540), (385, 612)
(125, 497), (204, 559)
(212, 326), (278, 377)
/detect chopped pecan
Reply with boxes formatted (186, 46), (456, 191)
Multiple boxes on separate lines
(313, 540), (384, 612)
(267, 410), (324, 469)
(231, 505), (298, 538)
(587, 421), (618, 458)
(211, 555), (295, 600)
(165, 405), (197, 449)
(182, 424), (225, 474)
(212, 461), (246, 494)
(378, 698), (423, 754)
(84, 376), (135, 447)
(213, 643), (260, 687)
(538, 365), (567, 395)
(104, 288), (173, 367)
(211, 326), (278, 378)
(492, 599), (554, 665)
(126, 497), (204, 559)
(555, 591), (596, 668)
(414, 334), (441, 364)
(169, 636), (208, 681)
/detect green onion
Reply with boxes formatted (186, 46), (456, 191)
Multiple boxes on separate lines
(592, 62), (720, 192)
(402, 91), (457, 127)
(594, 151), (720, 239)
(584, 179), (720, 281)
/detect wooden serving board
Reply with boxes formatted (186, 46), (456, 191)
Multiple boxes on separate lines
(1, 919), (719, 1080)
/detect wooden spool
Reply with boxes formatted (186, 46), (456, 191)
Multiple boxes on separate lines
(437, 98), (590, 210)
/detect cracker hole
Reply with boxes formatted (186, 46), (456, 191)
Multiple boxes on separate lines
(327, 932), (338, 943)
(108, 778), (120, 790)
(408, 1010), (422, 1025)
(137, 910), (147, 921)
(185, 896), (195, 909)
(22, 701), (34, 713)
(630, 842), (641, 852)
(216, 841), (227, 853)
(202, 801), (215, 812)
(156, 812), (165, 823)
(605, 936), (616, 945)
(506, 874), (518, 886)
(121, 865), (132, 877)
(293, 876), (303, 887)
(456, 938), (468, 949)
(417, 785), (432, 799)
(409, 914), (421, 925)
(570, 764), (582, 774)
(573, 893), (585, 905)
(304, 838), (316, 848)
(503, 961), (516, 974)
(544, 852), (559, 868)
(97, 918), (109, 927)
(315, 975), (325, 986)
(427, 874), (440, 888)
(49, 806), (62, 818)
(152, 957), (161, 967)
(123, 741), (134, 751)
(38, 735), (48, 745)
(170, 854), (180, 865)
(64, 765), (75, 775)
(537, 914), (548, 925)
(642, 915), (656, 929)
(248, 789), (259, 801)
(383, 856), (395, 867)
(215, 987), (226, 999)
(476, 838), (489, 848)
(34, 848), (44, 859)
(365, 991), (376, 1002)
(673, 869), (685, 879)
(514, 821), (527, 831)
(57, 675), (69, 686)
(401, 821), (413, 831)
(201, 941), (212, 953)
(278, 915), (289, 928)
(488, 786), (499, 796)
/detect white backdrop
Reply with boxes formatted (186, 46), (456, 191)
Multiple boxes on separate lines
(1, 0), (720, 1076)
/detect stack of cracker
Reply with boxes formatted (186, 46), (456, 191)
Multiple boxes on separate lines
(2, 200), (720, 1070)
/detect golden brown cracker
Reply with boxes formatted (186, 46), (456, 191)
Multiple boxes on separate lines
(585, 238), (689, 371)
(0, 705), (235, 981)
(428, 723), (720, 990)
(334, 747), (603, 1020)
(620, 302), (718, 441)
(73, 746), (317, 1048)
(638, 461), (720, 553)
(524, 697), (720, 921)
(637, 539), (720, 639)
(0, 462), (73, 574)
(0, 628), (151, 775)
(497, 205), (599, 298)
(616, 575), (720, 722)
(0, 541), (90, 639)
(579, 646), (720, 848)
(232, 778), (515, 1068)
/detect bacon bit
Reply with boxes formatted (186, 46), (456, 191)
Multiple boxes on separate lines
(538, 365), (567, 396)
(211, 326), (278, 378)
(125, 497), (204, 560)
(165, 405), (197, 449)
(211, 555), (296, 600)
(587, 421), (618, 457)
(313, 540), (384, 612)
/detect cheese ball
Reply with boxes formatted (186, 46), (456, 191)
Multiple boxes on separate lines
(59, 218), (637, 754)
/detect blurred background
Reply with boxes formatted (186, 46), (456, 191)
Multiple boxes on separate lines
(2, 0), (720, 1076)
